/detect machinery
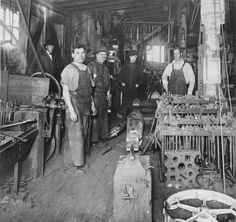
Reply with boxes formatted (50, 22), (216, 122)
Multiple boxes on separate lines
(0, 71), (65, 193)
(164, 189), (236, 222)
(154, 94), (236, 192)
(112, 111), (152, 222)
(126, 110), (144, 156)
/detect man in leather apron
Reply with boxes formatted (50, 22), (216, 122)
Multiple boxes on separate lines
(162, 47), (195, 95)
(88, 45), (111, 145)
(61, 43), (93, 176)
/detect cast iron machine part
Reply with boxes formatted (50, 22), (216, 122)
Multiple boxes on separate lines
(153, 94), (236, 190)
(164, 189), (236, 222)
(31, 72), (65, 160)
(126, 110), (144, 160)
(39, 95), (66, 160)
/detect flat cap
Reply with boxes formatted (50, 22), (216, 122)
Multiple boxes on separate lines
(129, 49), (138, 56)
(94, 45), (108, 54)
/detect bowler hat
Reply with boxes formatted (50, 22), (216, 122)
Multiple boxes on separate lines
(94, 45), (108, 54)
(44, 39), (55, 47)
(129, 49), (138, 56)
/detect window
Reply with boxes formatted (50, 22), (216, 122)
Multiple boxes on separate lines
(0, 6), (19, 46)
(146, 45), (165, 63)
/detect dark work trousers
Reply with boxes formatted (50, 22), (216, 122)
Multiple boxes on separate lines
(122, 87), (138, 119)
(91, 92), (109, 142)
(62, 109), (90, 167)
(168, 64), (187, 95)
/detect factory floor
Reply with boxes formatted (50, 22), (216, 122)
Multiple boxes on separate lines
(0, 120), (170, 222)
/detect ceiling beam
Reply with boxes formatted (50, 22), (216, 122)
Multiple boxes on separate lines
(35, 0), (70, 16)
(56, 0), (164, 7)
(65, 1), (166, 12)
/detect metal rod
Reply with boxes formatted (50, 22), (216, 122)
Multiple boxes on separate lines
(0, 119), (36, 129)
(229, 137), (232, 170)
(217, 136), (220, 170)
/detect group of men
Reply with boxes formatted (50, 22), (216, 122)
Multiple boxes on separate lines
(38, 40), (195, 176)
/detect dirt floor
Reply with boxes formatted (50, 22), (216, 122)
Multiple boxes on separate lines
(1, 116), (236, 222)
(0, 122), (168, 222)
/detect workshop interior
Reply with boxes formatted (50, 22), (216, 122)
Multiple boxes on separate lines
(1, 0), (236, 221)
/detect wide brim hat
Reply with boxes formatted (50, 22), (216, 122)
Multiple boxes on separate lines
(94, 45), (108, 54)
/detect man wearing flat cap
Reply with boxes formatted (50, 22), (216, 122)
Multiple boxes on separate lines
(119, 49), (144, 118)
(36, 39), (64, 94)
(87, 45), (111, 145)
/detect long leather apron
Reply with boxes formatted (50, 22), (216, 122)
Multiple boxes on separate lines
(168, 63), (187, 95)
(90, 62), (109, 142)
(64, 64), (92, 166)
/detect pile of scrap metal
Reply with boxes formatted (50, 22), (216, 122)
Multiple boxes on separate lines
(0, 119), (38, 171)
(107, 120), (127, 140)
(0, 100), (19, 125)
(154, 94), (236, 193)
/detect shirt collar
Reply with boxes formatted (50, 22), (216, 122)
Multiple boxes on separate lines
(172, 58), (184, 66)
(46, 50), (52, 60)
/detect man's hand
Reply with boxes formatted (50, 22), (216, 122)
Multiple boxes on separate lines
(121, 82), (126, 87)
(70, 109), (78, 122)
(107, 90), (111, 100)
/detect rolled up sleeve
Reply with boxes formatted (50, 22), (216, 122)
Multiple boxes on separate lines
(61, 65), (79, 91)
(183, 63), (195, 95)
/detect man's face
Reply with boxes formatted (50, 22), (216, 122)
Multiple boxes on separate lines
(129, 55), (137, 63)
(173, 49), (181, 61)
(96, 51), (107, 64)
(72, 48), (86, 63)
(46, 45), (54, 54)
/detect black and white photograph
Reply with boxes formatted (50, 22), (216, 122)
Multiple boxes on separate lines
(1, 0), (236, 221)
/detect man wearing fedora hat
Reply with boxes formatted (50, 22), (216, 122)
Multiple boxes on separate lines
(88, 45), (111, 145)
(119, 49), (144, 118)
(36, 39), (63, 94)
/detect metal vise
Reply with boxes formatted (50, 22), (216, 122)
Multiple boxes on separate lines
(126, 111), (144, 159)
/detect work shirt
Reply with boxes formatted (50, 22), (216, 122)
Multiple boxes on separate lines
(61, 62), (92, 115)
(61, 63), (87, 91)
(162, 59), (195, 95)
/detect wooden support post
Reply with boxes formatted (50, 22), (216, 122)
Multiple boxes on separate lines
(13, 161), (19, 194)
(35, 111), (45, 177)
(17, 0), (31, 74)
(16, 0), (45, 77)
(14, 110), (46, 178)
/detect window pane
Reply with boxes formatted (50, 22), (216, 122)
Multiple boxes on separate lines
(13, 28), (19, 44)
(0, 26), (3, 40)
(161, 46), (165, 63)
(5, 30), (10, 40)
(6, 8), (10, 25)
(154, 46), (160, 62)
(146, 44), (165, 63)
(0, 7), (19, 43)
(0, 8), (4, 20)
(13, 12), (19, 27)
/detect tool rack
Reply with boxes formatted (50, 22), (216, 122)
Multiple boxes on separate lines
(154, 95), (236, 191)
